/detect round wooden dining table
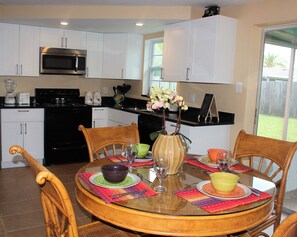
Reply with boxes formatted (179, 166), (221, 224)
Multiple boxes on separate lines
(75, 157), (275, 236)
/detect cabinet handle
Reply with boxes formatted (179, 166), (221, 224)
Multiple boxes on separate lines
(86, 67), (89, 77)
(93, 121), (95, 128)
(20, 123), (23, 135)
(65, 37), (68, 48)
(186, 68), (190, 81)
(61, 37), (64, 47)
(17, 110), (29, 112)
(16, 64), (18, 75)
(20, 64), (23, 75)
(95, 108), (104, 111)
(24, 123), (27, 135)
(121, 69), (124, 79)
(161, 68), (164, 80)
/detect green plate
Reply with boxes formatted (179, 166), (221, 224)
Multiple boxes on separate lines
(89, 172), (140, 189)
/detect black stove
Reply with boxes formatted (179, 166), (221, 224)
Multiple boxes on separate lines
(36, 88), (91, 165)
(35, 88), (87, 107)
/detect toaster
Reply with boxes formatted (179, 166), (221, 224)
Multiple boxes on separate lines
(16, 92), (30, 105)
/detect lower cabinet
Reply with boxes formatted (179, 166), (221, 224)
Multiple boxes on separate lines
(92, 107), (108, 128)
(108, 108), (139, 126)
(1, 109), (44, 168)
(166, 121), (231, 155)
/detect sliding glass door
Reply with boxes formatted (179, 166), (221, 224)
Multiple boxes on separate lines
(255, 26), (297, 213)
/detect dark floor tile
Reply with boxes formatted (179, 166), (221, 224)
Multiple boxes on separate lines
(6, 226), (46, 237)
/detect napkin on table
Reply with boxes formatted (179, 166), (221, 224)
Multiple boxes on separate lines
(184, 157), (252, 173)
(79, 172), (157, 204)
(175, 188), (272, 213)
(108, 155), (154, 167)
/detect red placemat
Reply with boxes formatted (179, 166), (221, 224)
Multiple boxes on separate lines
(108, 155), (154, 167)
(175, 188), (272, 213)
(79, 172), (157, 204)
(185, 157), (252, 173)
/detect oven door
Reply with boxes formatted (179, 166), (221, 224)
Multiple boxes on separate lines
(44, 107), (91, 165)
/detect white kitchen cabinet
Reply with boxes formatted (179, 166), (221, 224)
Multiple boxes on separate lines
(0, 23), (40, 76)
(92, 107), (108, 128)
(165, 120), (231, 155)
(1, 109), (44, 168)
(102, 33), (143, 80)
(40, 27), (87, 49)
(163, 15), (237, 84)
(85, 32), (103, 78)
(108, 108), (139, 127)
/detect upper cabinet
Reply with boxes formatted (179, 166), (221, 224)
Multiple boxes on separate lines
(85, 32), (103, 78)
(0, 23), (40, 77)
(163, 15), (237, 84)
(40, 27), (87, 49)
(102, 33), (143, 80)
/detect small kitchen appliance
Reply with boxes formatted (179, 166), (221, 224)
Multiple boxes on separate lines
(84, 91), (93, 105)
(4, 79), (17, 106)
(16, 92), (30, 106)
(93, 90), (102, 106)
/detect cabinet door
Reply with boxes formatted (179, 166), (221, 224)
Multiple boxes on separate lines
(23, 121), (44, 159)
(92, 107), (107, 127)
(163, 21), (191, 82)
(19, 25), (40, 76)
(0, 23), (19, 76)
(102, 34), (127, 79)
(40, 27), (64, 47)
(86, 32), (103, 78)
(64, 30), (87, 49)
(190, 16), (237, 83)
(125, 34), (143, 80)
(108, 109), (138, 126)
(1, 122), (24, 163)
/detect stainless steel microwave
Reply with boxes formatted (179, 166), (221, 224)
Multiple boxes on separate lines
(40, 47), (87, 75)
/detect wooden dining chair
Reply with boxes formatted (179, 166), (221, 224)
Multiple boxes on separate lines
(272, 212), (297, 237)
(78, 123), (140, 162)
(232, 130), (297, 237)
(9, 145), (140, 237)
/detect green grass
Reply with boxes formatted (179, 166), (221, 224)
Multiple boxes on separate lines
(257, 114), (297, 142)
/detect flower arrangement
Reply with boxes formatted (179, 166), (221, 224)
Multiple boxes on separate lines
(146, 87), (189, 141)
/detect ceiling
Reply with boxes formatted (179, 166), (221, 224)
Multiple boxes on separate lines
(0, 0), (264, 34)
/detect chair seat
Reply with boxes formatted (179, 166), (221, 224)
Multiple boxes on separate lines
(75, 221), (140, 237)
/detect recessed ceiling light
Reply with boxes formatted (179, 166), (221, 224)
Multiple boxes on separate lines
(136, 22), (144, 27)
(60, 21), (69, 26)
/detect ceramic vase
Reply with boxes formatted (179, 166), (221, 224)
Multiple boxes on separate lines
(152, 134), (186, 175)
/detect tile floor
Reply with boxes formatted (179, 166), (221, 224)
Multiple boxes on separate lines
(0, 162), (91, 237)
(0, 162), (293, 237)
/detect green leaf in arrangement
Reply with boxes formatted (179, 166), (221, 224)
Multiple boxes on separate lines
(149, 130), (165, 141)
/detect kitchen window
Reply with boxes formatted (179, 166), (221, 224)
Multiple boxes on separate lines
(142, 37), (176, 96)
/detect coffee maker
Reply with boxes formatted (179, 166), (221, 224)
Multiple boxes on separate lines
(4, 79), (16, 106)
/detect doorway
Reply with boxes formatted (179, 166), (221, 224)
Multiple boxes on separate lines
(255, 25), (297, 213)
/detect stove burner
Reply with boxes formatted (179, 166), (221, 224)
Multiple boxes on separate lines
(35, 88), (87, 108)
(42, 102), (88, 108)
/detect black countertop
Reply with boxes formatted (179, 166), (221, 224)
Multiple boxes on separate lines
(0, 96), (234, 127)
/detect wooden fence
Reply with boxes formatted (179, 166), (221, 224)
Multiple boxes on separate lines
(259, 77), (297, 117)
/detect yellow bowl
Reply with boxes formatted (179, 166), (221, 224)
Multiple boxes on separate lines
(210, 172), (239, 193)
(137, 143), (150, 158)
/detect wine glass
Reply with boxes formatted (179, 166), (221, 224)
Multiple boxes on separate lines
(153, 156), (169, 192)
(125, 143), (138, 173)
(216, 150), (232, 172)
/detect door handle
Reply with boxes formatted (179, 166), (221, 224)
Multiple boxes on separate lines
(75, 57), (78, 72)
